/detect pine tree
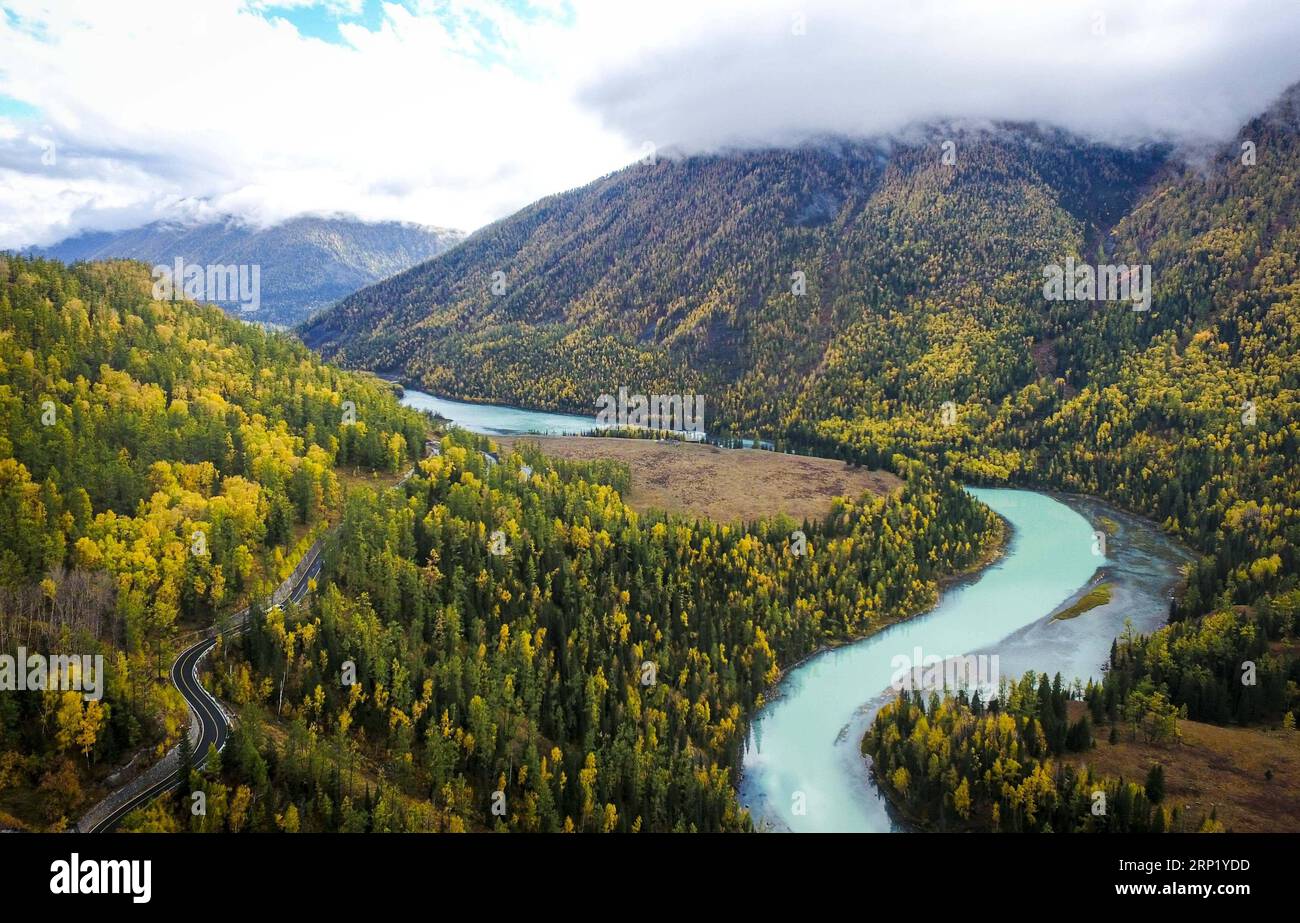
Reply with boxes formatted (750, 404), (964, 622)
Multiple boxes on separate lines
(1066, 714), (1092, 752)
(1145, 763), (1165, 804)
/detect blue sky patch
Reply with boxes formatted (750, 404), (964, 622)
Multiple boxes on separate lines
(252, 0), (398, 46)
(0, 94), (41, 120)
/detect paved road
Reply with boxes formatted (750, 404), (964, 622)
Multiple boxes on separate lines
(84, 461), (423, 832)
(85, 544), (325, 832)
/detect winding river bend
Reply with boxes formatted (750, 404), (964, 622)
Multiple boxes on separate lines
(738, 488), (1189, 832)
(401, 389), (1190, 833)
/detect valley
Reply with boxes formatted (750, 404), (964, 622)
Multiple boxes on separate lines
(3, 55), (1299, 844)
(6, 1), (1300, 909)
(403, 391), (1199, 834)
(291, 85), (1300, 836)
(34, 216), (464, 327)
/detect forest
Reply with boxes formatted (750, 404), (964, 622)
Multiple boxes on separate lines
(861, 674), (1214, 833)
(0, 256), (427, 829)
(864, 589), (1300, 833)
(1091, 593), (1300, 728)
(131, 428), (998, 832)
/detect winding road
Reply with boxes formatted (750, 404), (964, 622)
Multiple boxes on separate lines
(83, 459), (428, 833)
(83, 542), (326, 832)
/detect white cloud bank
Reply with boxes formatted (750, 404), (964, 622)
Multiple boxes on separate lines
(1, 0), (1298, 249)
(580, 0), (1300, 152)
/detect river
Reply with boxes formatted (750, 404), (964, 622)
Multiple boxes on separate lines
(738, 488), (1189, 832)
(400, 388), (1190, 833)
(399, 387), (595, 436)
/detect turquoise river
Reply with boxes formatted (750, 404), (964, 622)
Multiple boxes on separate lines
(399, 388), (1190, 833)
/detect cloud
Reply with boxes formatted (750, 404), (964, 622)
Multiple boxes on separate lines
(1, 0), (1297, 249)
(578, 0), (1300, 152)
(0, 0), (636, 247)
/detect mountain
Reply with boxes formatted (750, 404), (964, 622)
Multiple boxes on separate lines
(298, 127), (1167, 426)
(300, 81), (1300, 644)
(36, 215), (463, 326)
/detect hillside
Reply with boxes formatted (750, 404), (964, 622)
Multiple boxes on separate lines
(35, 215), (463, 327)
(299, 128), (1165, 426)
(1061, 701), (1300, 834)
(0, 255), (428, 829)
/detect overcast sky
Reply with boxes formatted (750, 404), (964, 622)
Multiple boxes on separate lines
(2, 0), (1299, 248)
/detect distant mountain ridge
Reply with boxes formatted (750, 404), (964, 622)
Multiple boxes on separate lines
(36, 214), (464, 326)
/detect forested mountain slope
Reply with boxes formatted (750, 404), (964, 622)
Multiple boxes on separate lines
(1004, 84), (1300, 617)
(303, 83), (1300, 629)
(0, 256), (427, 828)
(299, 128), (1164, 424)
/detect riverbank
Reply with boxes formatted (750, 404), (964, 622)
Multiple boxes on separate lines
(738, 502), (1012, 833)
(937, 511), (1010, 595)
(848, 491), (1194, 832)
(749, 511), (1011, 718)
(739, 488), (1183, 833)
(833, 507), (1013, 834)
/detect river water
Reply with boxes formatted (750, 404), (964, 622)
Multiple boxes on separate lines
(400, 387), (595, 436)
(399, 389), (1190, 833)
(738, 488), (1189, 832)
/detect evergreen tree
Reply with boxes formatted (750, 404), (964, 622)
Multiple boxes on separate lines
(1145, 763), (1165, 805)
